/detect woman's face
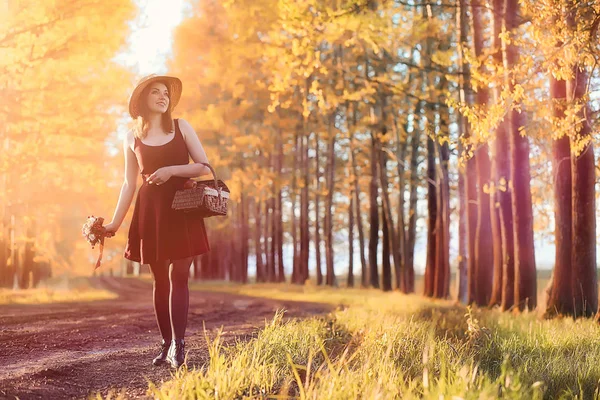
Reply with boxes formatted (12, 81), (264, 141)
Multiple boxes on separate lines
(145, 82), (170, 115)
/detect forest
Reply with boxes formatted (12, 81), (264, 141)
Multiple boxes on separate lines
(4, 1), (600, 398)
(1, 0), (600, 318)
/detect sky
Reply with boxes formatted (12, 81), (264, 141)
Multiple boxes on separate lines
(114, 0), (189, 76)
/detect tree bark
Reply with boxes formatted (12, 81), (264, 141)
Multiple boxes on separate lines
(239, 190), (250, 283)
(276, 125), (285, 282)
(291, 130), (300, 284)
(315, 128), (323, 285)
(369, 133), (380, 289)
(348, 192), (355, 287)
(424, 133), (437, 298)
(568, 65), (597, 317)
(254, 198), (265, 282)
(456, 0), (473, 304)
(433, 79), (451, 299)
(268, 195), (276, 283)
(348, 102), (368, 287)
(545, 77), (572, 317)
(300, 102), (311, 283)
(504, 0), (536, 310)
(422, 1), (437, 298)
(406, 120), (420, 294)
(0, 233), (7, 288)
(381, 197), (392, 292)
(491, 0), (514, 310)
(394, 112), (409, 293)
(378, 121), (402, 293)
(265, 160), (275, 282)
(470, 0), (494, 306)
(325, 115), (337, 287)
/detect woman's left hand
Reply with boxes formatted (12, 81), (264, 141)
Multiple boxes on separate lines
(147, 167), (173, 186)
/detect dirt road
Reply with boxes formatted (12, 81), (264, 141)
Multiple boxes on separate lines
(0, 277), (330, 399)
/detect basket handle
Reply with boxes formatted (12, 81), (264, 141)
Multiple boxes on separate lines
(200, 162), (223, 198)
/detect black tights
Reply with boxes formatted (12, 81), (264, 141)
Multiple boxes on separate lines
(149, 256), (193, 341)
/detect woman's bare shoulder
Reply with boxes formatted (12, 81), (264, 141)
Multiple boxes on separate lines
(177, 118), (197, 141)
(177, 118), (193, 137)
(124, 128), (136, 152)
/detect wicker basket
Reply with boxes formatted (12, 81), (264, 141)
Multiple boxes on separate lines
(171, 163), (230, 217)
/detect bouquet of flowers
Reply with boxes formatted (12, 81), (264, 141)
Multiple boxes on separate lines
(82, 216), (114, 269)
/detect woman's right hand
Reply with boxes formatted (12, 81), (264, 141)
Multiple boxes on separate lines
(103, 222), (119, 238)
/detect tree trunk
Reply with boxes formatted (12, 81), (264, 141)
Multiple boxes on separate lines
(9, 215), (17, 289)
(265, 162), (276, 282)
(348, 102), (368, 287)
(300, 107), (311, 283)
(456, 0), (477, 303)
(456, 0), (473, 304)
(490, 0), (513, 310)
(406, 122), (420, 294)
(457, 154), (468, 303)
(504, 0), (537, 311)
(276, 125), (285, 282)
(348, 192), (355, 288)
(433, 80), (451, 299)
(422, 1), (437, 298)
(369, 134), (380, 289)
(545, 77), (572, 317)
(268, 195), (276, 283)
(0, 233), (7, 288)
(394, 112), (409, 293)
(315, 128), (323, 285)
(378, 121), (402, 293)
(491, 0), (517, 312)
(424, 133), (437, 297)
(20, 227), (35, 289)
(568, 66), (597, 317)
(381, 199), (392, 292)
(464, 154), (478, 304)
(470, 0), (494, 306)
(325, 115), (337, 287)
(242, 191), (250, 283)
(254, 198), (265, 282)
(291, 130), (300, 284)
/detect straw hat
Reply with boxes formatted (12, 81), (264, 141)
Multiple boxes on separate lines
(128, 74), (183, 118)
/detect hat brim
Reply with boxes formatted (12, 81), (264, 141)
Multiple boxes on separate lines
(128, 75), (182, 119)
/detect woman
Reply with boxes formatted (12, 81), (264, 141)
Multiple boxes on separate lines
(104, 74), (211, 369)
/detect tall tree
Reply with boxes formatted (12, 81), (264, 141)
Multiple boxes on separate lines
(348, 193), (355, 288)
(504, 0), (537, 310)
(567, 64), (597, 317)
(469, 0), (494, 306)
(434, 77), (451, 299)
(369, 133), (380, 289)
(348, 102), (368, 288)
(456, 0), (475, 304)
(324, 114), (337, 287)
(545, 76), (572, 317)
(314, 128), (323, 286)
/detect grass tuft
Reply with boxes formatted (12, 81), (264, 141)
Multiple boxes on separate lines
(140, 284), (600, 399)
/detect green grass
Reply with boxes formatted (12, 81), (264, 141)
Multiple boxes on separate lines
(139, 283), (600, 399)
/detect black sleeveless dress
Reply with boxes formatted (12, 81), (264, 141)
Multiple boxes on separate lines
(124, 119), (210, 264)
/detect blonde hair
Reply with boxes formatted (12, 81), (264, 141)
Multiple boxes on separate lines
(132, 81), (175, 139)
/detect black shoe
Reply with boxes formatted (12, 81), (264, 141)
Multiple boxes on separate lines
(152, 339), (171, 366)
(167, 339), (186, 368)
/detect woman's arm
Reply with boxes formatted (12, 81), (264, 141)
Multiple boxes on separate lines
(105, 131), (139, 233)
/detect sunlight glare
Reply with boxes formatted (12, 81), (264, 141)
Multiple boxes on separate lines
(115, 0), (188, 76)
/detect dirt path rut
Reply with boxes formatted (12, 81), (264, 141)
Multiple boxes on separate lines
(0, 277), (330, 399)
